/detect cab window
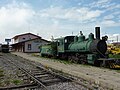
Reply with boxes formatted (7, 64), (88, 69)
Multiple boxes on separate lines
(65, 39), (67, 43)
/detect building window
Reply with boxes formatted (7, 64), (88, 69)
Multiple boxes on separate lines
(23, 38), (25, 40)
(28, 44), (31, 50)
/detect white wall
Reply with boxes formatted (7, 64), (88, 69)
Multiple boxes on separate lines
(14, 34), (38, 43)
(24, 39), (48, 52)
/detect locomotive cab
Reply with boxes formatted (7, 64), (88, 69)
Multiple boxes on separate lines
(56, 36), (75, 56)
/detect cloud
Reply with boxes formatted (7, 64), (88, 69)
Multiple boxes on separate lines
(100, 20), (120, 27)
(106, 4), (120, 11)
(30, 6), (104, 39)
(0, 1), (35, 43)
(0, 1), (110, 43)
(37, 5), (120, 31)
(0, 0), (119, 43)
(89, 0), (120, 12)
(39, 7), (103, 22)
(103, 14), (114, 20)
(89, 0), (112, 8)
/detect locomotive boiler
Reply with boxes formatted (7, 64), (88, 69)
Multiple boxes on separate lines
(68, 28), (107, 55)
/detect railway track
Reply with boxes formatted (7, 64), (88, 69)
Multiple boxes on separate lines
(0, 53), (96, 90)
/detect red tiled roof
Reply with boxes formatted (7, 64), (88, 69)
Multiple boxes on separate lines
(12, 33), (41, 39)
(23, 38), (50, 43)
(11, 37), (50, 46)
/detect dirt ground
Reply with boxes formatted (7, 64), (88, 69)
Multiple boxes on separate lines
(12, 52), (120, 90)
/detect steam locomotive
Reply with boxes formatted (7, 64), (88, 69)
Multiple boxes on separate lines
(40, 27), (120, 69)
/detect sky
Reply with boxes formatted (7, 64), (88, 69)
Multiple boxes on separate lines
(0, 0), (120, 44)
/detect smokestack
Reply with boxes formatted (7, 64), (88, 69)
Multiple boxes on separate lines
(95, 27), (100, 39)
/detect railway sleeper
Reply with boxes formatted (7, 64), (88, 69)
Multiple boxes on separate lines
(31, 70), (47, 73)
(30, 68), (46, 72)
(18, 74), (27, 77)
(35, 74), (52, 78)
(36, 66), (72, 81)
(33, 72), (49, 76)
(41, 78), (61, 86)
(39, 76), (56, 81)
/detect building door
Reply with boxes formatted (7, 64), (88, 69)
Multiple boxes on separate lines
(28, 44), (32, 50)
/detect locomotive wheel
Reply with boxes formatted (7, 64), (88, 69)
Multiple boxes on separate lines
(78, 54), (87, 64)
(99, 62), (105, 67)
(81, 61), (85, 64)
(68, 54), (79, 63)
(73, 56), (79, 63)
(41, 54), (44, 57)
(60, 54), (68, 60)
(68, 56), (73, 63)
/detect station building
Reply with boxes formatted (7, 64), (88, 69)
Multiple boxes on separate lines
(11, 33), (49, 53)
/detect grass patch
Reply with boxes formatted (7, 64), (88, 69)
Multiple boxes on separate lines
(12, 79), (22, 85)
(31, 53), (40, 57)
(115, 70), (120, 73)
(109, 54), (120, 59)
(4, 80), (11, 85)
(0, 69), (4, 77)
(56, 59), (73, 64)
(33, 53), (73, 65)
(117, 70), (120, 73)
(33, 54), (92, 66)
(0, 68), (23, 86)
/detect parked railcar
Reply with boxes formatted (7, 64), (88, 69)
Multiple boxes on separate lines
(1, 44), (9, 53)
(40, 27), (120, 69)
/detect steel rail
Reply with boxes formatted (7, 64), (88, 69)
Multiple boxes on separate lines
(35, 65), (94, 90)
(0, 84), (37, 90)
(2, 56), (48, 90)
(3, 53), (95, 90)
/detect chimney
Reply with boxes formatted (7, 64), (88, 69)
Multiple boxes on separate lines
(95, 27), (100, 39)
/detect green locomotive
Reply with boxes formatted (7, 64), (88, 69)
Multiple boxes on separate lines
(40, 42), (57, 57)
(40, 27), (120, 68)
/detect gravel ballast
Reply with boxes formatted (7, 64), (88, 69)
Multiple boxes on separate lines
(12, 52), (120, 90)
